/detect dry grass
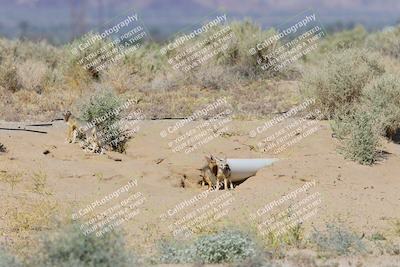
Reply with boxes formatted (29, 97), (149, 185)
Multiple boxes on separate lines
(1, 198), (62, 261)
(0, 171), (23, 191)
(0, 23), (398, 122)
(16, 60), (49, 93)
(31, 171), (51, 195)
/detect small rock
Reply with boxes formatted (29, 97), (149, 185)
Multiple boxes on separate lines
(155, 158), (165, 164)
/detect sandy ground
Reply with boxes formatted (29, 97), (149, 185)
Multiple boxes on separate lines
(0, 119), (399, 266)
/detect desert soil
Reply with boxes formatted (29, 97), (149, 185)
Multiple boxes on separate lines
(0, 119), (399, 266)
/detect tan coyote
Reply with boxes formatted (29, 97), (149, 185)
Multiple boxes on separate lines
(199, 155), (218, 189)
(215, 157), (233, 190)
(63, 111), (102, 153)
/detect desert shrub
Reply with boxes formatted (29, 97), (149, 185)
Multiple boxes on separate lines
(67, 32), (111, 79)
(125, 42), (167, 81)
(159, 229), (260, 264)
(337, 110), (381, 165)
(17, 60), (49, 93)
(344, 115), (380, 165)
(0, 171), (22, 190)
(9, 40), (62, 66)
(218, 20), (282, 79)
(366, 26), (400, 59)
(194, 229), (259, 263)
(330, 103), (359, 140)
(362, 74), (400, 140)
(190, 65), (237, 90)
(34, 224), (133, 267)
(311, 224), (365, 256)
(78, 88), (130, 152)
(150, 71), (186, 91)
(102, 64), (134, 94)
(0, 58), (20, 92)
(301, 48), (385, 118)
(318, 25), (367, 52)
(158, 239), (197, 264)
(0, 249), (20, 267)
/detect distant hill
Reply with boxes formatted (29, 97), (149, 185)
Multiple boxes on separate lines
(0, 0), (399, 43)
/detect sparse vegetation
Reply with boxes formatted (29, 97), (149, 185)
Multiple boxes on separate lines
(158, 229), (260, 264)
(342, 110), (381, 165)
(7, 200), (58, 233)
(34, 224), (134, 267)
(318, 25), (368, 52)
(310, 224), (365, 256)
(0, 171), (22, 190)
(301, 48), (385, 118)
(370, 232), (386, 241)
(0, 249), (21, 267)
(78, 88), (129, 152)
(262, 222), (304, 252)
(393, 220), (400, 236)
(362, 74), (400, 140)
(1, 18), (400, 266)
(32, 170), (50, 195)
(366, 26), (400, 59)
(0, 58), (20, 92)
(16, 60), (49, 93)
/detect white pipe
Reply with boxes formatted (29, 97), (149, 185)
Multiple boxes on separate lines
(226, 158), (278, 182)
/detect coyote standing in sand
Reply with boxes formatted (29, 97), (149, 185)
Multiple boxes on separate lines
(215, 157), (233, 190)
(200, 155), (218, 189)
(63, 111), (102, 153)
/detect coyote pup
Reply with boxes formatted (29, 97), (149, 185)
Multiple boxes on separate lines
(216, 158), (233, 190)
(200, 155), (218, 189)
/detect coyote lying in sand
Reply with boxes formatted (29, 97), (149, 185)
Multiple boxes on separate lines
(200, 155), (233, 190)
(63, 111), (103, 153)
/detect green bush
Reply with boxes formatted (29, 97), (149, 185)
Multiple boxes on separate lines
(362, 74), (400, 139)
(159, 229), (260, 264)
(79, 88), (130, 152)
(331, 107), (381, 165)
(194, 229), (259, 263)
(318, 25), (367, 52)
(34, 224), (133, 267)
(301, 48), (385, 118)
(0, 249), (20, 267)
(158, 239), (197, 264)
(366, 26), (400, 59)
(218, 21), (280, 78)
(344, 111), (380, 165)
(310, 224), (365, 256)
